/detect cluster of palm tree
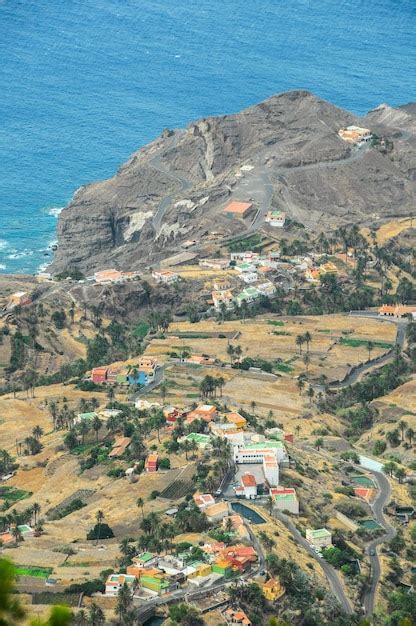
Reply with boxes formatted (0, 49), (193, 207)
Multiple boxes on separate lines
(147, 308), (172, 334)
(226, 343), (243, 364)
(0, 502), (42, 540)
(71, 603), (105, 626)
(295, 331), (312, 355)
(199, 374), (225, 398)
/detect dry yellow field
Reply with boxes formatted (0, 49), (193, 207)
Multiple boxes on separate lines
(362, 217), (414, 245)
(145, 314), (396, 382)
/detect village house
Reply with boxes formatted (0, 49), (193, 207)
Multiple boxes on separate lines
(193, 493), (216, 509)
(145, 453), (158, 473)
(223, 201), (253, 219)
(263, 453), (279, 487)
(199, 258), (230, 270)
(180, 432), (211, 449)
(204, 501), (230, 523)
(379, 304), (416, 319)
(257, 281), (276, 297)
(212, 289), (234, 311)
(74, 411), (98, 425)
(209, 422), (239, 437)
(223, 607), (252, 626)
(6, 291), (32, 310)
(225, 412), (247, 430)
(230, 251), (259, 263)
(305, 267), (321, 283)
(108, 436), (131, 458)
(338, 125), (373, 145)
(235, 472), (257, 499)
(131, 552), (158, 569)
(265, 210), (286, 228)
(239, 271), (258, 284)
(234, 261), (257, 274)
(213, 278), (232, 291)
(319, 261), (338, 275)
(234, 286), (260, 306)
(186, 404), (218, 423)
(152, 270), (179, 284)
(306, 528), (332, 550)
(270, 487), (299, 515)
(94, 269), (123, 284)
(105, 574), (136, 596)
(263, 577), (286, 601)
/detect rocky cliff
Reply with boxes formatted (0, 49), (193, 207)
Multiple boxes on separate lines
(51, 91), (416, 274)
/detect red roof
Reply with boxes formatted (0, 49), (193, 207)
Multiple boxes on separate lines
(241, 473), (256, 487)
(223, 201), (252, 214)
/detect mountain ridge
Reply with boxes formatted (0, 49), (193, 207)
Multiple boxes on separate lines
(50, 91), (416, 275)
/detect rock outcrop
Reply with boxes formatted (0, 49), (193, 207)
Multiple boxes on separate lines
(50, 91), (416, 274)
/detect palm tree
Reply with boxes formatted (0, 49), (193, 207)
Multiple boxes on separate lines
(314, 437), (324, 451)
(367, 341), (374, 362)
(250, 400), (257, 415)
(32, 425), (43, 440)
(303, 331), (312, 353)
(32, 502), (41, 526)
(88, 603), (105, 626)
(295, 334), (305, 355)
(137, 497), (145, 519)
(107, 385), (115, 401)
(226, 344), (235, 365)
(95, 510), (104, 545)
(78, 419), (90, 445)
(398, 420), (408, 442)
(303, 353), (310, 373)
(307, 386), (314, 405)
(295, 424), (301, 437)
(297, 377), (305, 395)
(405, 427), (414, 445)
(159, 381), (169, 404)
(92, 415), (102, 443)
(182, 439), (191, 461)
(395, 467), (406, 484)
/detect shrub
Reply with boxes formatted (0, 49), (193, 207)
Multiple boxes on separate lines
(86, 523), (114, 540)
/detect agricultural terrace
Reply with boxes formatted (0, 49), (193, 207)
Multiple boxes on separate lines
(145, 314), (397, 382)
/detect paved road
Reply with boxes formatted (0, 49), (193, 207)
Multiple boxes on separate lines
(150, 129), (192, 234)
(327, 314), (407, 389)
(361, 469), (396, 616)
(272, 510), (353, 614)
(129, 366), (164, 402)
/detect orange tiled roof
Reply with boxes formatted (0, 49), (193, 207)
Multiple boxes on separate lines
(223, 201), (252, 214)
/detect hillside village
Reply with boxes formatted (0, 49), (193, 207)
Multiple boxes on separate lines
(0, 209), (415, 626)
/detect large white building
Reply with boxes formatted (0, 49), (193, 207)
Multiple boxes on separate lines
(306, 528), (332, 550)
(233, 441), (287, 464)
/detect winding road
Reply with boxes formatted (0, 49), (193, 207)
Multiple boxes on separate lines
(361, 469), (397, 616)
(149, 129), (192, 234)
(272, 509), (353, 614)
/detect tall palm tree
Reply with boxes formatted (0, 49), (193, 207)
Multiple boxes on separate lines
(32, 425), (43, 440)
(92, 415), (102, 443)
(303, 331), (312, 353)
(78, 420), (90, 446)
(95, 510), (104, 545)
(136, 497), (145, 519)
(367, 341), (374, 362)
(295, 335), (305, 355)
(32, 502), (41, 526)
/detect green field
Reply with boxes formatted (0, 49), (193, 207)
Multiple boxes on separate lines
(267, 320), (284, 327)
(275, 362), (294, 373)
(133, 322), (149, 338)
(339, 338), (393, 349)
(0, 487), (32, 508)
(16, 566), (52, 579)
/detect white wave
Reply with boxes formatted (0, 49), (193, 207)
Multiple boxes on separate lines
(0, 239), (9, 250)
(37, 262), (50, 273)
(45, 206), (64, 218)
(7, 249), (34, 259)
(0, 263), (6, 270)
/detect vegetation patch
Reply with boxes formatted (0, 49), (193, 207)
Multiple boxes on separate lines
(15, 566), (52, 579)
(275, 362), (294, 373)
(31, 592), (79, 607)
(133, 322), (149, 338)
(339, 337), (393, 349)
(267, 320), (285, 326)
(0, 487), (32, 508)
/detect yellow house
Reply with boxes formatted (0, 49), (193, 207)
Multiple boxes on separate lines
(263, 577), (285, 601)
(319, 262), (338, 275)
(195, 563), (212, 577)
(225, 412), (247, 430)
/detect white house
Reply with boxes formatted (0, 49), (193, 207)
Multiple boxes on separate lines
(233, 442), (286, 464)
(265, 210), (286, 228)
(212, 289), (234, 311)
(235, 472), (257, 499)
(263, 454), (279, 487)
(152, 270), (179, 284)
(240, 272), (258, 284)
(257, 281), (276, 297)
(105, 574), (136, 596)
(306, 528), (332, 550)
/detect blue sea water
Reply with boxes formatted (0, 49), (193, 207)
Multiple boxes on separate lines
(0, 0), (415, 274)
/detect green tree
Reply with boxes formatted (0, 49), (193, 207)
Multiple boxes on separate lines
(92, 415), (102, 443)
(0, 558), (26, 624)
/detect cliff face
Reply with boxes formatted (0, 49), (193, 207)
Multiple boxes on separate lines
(51, 91), (416, 274)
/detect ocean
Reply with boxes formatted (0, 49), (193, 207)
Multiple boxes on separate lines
(0, 0), (415, 274)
